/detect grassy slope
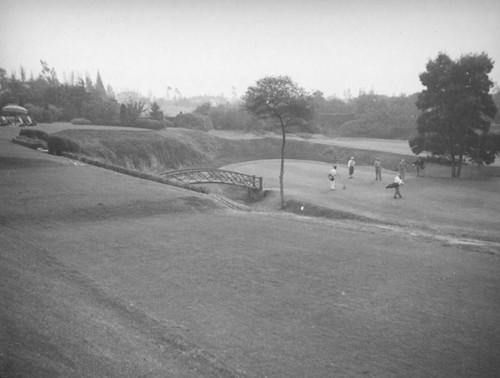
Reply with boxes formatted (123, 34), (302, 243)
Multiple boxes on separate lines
(2, 126), (500, 377)
(48, 126), (500, 241)
(51, 127), (417, 173)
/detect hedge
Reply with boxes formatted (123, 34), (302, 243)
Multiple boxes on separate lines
(173, 113), (213, 131)
(19, 128), (49, 142)
(47, 135), (82, 156)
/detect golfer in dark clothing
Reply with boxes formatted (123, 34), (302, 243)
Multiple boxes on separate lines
(347, 157), (355, 178)
(374, 158), (382, 180)
(414, 157), (425, 177)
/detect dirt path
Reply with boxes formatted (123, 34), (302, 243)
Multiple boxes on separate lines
(2, 127), (500, 377)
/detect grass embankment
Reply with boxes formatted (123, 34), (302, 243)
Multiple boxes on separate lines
(47, 128), (415, 173)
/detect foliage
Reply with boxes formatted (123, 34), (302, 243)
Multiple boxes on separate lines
(47, 135), (82, 155)
(492, 89), (500, 124)
(193, 102), (211, 115)
(244, 75), (314, 208)
(81, 92), (119, 125)
(149, 102), (164, 121)
(202, 103), (265, 132)
(164, 119), (174, 128)
(19, 128), (49, 142)
(316, 92), (418, 138)
(119, 104), (127, 125)
(0, 62), (120, 125)
(94, 71), (107, 98)
(244, 76), (314, 128)
(412, 52), (498, 177)
(173, 112), (213, 131)
(123, 101), (145, 125)
(24, 103), (56, 123)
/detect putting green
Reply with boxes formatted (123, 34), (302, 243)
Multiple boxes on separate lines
(223, 159), (500, 242)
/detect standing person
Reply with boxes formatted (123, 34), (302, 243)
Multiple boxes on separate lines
(374, 158), (382, 181)
(347, 157), (355, 179)
(391, 173), (404, 199)
(328, 165), (338, 190)
(414, 156), (425, 177)
(398, 159), (406, 180)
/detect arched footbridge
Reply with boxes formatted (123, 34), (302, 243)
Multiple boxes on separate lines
(159, 168), (263, 197)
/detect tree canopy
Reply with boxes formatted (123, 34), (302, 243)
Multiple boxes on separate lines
(410, 52), (498, 177)
(0, 61), (119, 125)
(149, 101), (164, 121)
(244, 75), (314, 208)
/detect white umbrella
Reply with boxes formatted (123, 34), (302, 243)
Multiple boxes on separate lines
(2, 104), (28, 115)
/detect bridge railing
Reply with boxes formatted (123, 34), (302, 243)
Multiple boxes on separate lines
(159, 168), (263, 192)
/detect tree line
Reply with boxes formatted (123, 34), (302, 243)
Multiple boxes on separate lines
(0, 61), (162, 127)
(2, 53), (499, 181)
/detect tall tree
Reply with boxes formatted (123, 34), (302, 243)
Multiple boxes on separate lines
(19, 66), (26, 82)
(149, 101), (163, 120)
(411, 52), (498, 177)
(125, 101), (145, 125)
(95, 71), (107, 98)
(244, 76), (314, 208)
(119, 103), (127, 125)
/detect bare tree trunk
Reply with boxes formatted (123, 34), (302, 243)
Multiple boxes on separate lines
(279, 119), (286, 209)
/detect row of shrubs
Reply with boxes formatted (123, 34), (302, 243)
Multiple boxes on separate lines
(18, 128), (84, 156)
(19, 128), (49, 142)
(48, 135), (82, 155)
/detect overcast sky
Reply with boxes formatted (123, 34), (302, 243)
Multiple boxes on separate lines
(1, 0), (499, 99)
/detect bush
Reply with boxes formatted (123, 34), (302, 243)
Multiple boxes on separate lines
(24, 104), (53, 123)
(48, 135), (81, 156)
(71, 118), (93, 125)
(19, 128), (49, 142)
(131, 118), (166, 130)
(48, 105), (63, 122)
(206, 105), (263, 132)
(173, 112), (213, 131)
